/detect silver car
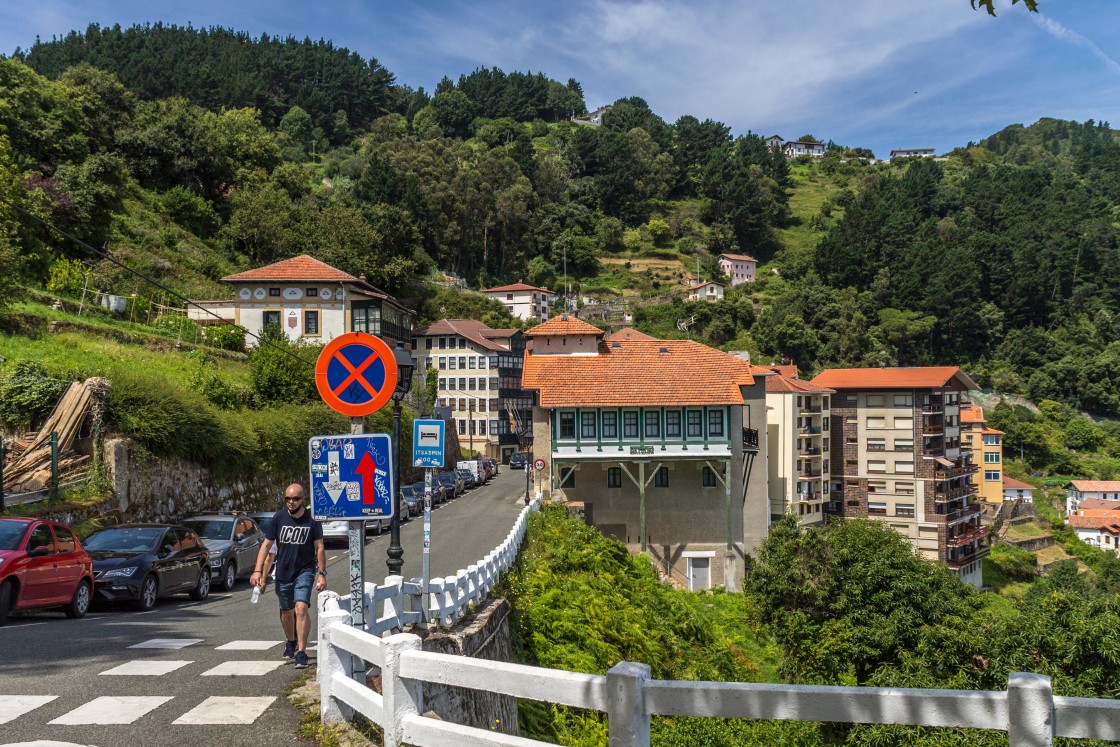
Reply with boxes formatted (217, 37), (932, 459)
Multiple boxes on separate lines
(181, 514), (264, 592)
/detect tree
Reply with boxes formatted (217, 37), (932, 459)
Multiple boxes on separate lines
(972, 0), (1038, 15)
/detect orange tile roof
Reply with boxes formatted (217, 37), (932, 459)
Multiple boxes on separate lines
(1074, 498), (1120, 512)
(689, 280), (724, 291)
(522, 340), (755, 407)
(982, 427), (1004, 435)
(810, 366), (978, 390)
(1068, 515), (1120, 533)
(482, 282), (555, 294)
(719, 253), (758, 263)
(525, 315), (604, 337)
(1068, 481), (1120, 492)
(222, 255), (358, 283)
(412, 319), (510, 352)
(606, 328), (655, 342)
(1002, 477), (1034, 491)
(765, 366), (834, 394)
(960, 405), (985, 424)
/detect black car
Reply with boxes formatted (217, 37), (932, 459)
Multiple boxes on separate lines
(411, 480), (445, 507)
(456, 468), (478, 490)
(436, 471), (460, 498)
(508, 453), (527, 470)
(182, 514), (264, 591)
(400, 484), (421, 517)
(84, 524), (211, 610)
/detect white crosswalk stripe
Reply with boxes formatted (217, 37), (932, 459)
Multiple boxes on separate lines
(0, 695), (58, 724)
(215, 640), (281, 651)
(128, 638), (203, 649)
(200, 660), (286, 676)
(99, 660), (193, 676)
(49, 695), (173, 725)
(173, 696), (276, 725)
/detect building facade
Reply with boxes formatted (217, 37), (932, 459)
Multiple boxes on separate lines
(1066, 481), (1120, 515)
(960, 404), (1005, 503)
(809, 367), (988, 588)
(718, 253), (758, 286)
(412, 320), (530, 463)
(687, 281), (725, 302)
(765, 366), (833, 527)
(187, 254), (413, 347)
(890, 148), (936, 159)
(783, 140), (826, 158)
(480, 283), (557, 322)
(1002, 477), (1034, 503)
(521, 315), (768, 591)
(1069, 499), (1120, 553)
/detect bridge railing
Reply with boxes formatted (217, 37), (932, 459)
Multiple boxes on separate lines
(318, 613), (1120, 747)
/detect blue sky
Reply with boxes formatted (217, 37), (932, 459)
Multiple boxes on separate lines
(2, 0), (1118, 159)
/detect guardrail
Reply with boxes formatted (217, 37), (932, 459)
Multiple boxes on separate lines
(318, 612), (1120, 747)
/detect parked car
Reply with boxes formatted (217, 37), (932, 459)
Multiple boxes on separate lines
(83, 524), (210, 610)
(412, 479), (446, 506)
(400, 484), (421, 516)
(319, 519), (352, 545)
(182, 514), (264, 591)
(438, 471), (463, 498)
(456, 468), (478, 490)
(457, 460), (485, 485)
(483, 459), (498, 478)
(247, 511), (276, 538)
(508, 453), (527, 470)
(0, 517), (94, 626)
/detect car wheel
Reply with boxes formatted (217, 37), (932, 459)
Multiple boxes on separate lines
(65, 579), (91, 619)
(189, 567), (211, 601)
(222, 562), (237, 592)
(0, 581), (12, 626)
(135, 575), (158, 611)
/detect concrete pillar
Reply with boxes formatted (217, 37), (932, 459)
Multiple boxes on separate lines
(638, 462), (646, 551)
(1007, 672), (1053, 747)
(381, 632), (423, 747)
(607, 661), (650, 747)
(317, 607), (353, 723)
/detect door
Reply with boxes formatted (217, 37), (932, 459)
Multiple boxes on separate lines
(154, 528), (186, 592)
(21, 523), (59, 605)
(687, 556), (711, 592)
(235, 519), (261, 574)
(50, 524), (84, 604)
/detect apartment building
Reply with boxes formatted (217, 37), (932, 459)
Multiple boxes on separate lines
(521, 315), (768, 591)
(809, 367), (988, 588)
(411, 319), (531, 463)
(960, 404), (1005, 503)
(1066, 480), (1120, 515)
(718, 253), (758, 286)
(480, 282), (557, 322)
(764, 366), (833, 526)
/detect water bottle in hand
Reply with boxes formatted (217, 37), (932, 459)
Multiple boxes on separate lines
(251, 584), (261, 604)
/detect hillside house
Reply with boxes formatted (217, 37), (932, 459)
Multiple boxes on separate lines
(890, 148), (936, 159)
(186, 254), (413, 348)
(764, 135), (784, 150)
(1002, 476), (1034, 503)
(1065, 480), (1120, 515)
(783, 140), (826, 158)
(1070, 499), (1120, 552)
(764, 366), (834, 526)
(521, 315), (769, 591)
(688, 280), (725, 302)
(481, 283), (557, 322)
(960, 404), (1004, 503)
(809, 366), (988, 588)
(718, 253), (758, 286)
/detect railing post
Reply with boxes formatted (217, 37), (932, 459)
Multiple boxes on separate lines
(1008, 672), (1054, 747)
(607, 661), (650, 747)
(318, 608), (353, 724)
(381, 632), (422, 747)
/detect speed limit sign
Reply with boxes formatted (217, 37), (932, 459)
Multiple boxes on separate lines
(534, 458), (546, 471)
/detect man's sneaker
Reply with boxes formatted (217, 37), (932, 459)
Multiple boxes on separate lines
(293, 651), (310, 669)
(282, 640), (297, 661)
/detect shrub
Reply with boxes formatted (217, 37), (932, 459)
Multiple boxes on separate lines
(248, 327), (320, 404)
(46, 258), (87, 298)
(0, 361), (72, 430)
(205, 324), (246, 352)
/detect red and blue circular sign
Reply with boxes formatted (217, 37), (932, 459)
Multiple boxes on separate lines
(315, 332), (399, 417)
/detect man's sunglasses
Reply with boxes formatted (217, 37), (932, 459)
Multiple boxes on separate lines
(284, 495), (304, 502)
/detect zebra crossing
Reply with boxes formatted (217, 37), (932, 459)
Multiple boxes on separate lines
(0, 637), (316, 729)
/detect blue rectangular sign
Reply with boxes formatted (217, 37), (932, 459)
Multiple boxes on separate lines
(308, 433), (394, 521)
(412, 419), (445, 468)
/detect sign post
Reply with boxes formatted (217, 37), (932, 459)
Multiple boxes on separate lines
(412, 419), (445, 622)
(312, 332), (398, 679)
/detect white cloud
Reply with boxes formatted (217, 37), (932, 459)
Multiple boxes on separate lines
(1031, 14), (1120, 78)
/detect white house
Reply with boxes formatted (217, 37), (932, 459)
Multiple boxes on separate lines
(1065, 480), (1120, 515)
(718, 253), (758, 286)
(187, 254), (413, 348)
(1069, 499), (1120, 553)
(1002, 476), (1034, 503)
(764, 135), (784, 150)
(764, 366), (832, 526)
(783, 140), (826, 158)
(890, 148), (936, 160)
(687, 281), (725, 302)
(481, 283), (557, 322)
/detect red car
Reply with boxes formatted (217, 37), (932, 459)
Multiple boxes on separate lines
(0, 517), (94, 625)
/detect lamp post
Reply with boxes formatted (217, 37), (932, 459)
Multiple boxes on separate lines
(387, 340), (415, 577)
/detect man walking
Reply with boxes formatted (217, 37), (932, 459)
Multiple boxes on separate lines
(251, 483), (326, 669)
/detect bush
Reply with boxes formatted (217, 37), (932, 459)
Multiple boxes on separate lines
(46, 258), (87, 298)
(205, 324), (246, 352)
(0, 361), (72, 430)
(248, 327), (320, 405)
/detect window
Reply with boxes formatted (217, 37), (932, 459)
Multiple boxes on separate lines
(602, 411), (618, 439)
(868, 480), (887, 493)
(893, 394), (913, 407)
(665, 410), (682, 438)
(894, 438), (914, 451)
(608, 467), (622, 488)
(868, 460), (887, 473)
(424, 338), (433, 350)
(468, 357), (476, 369)
(581, 411), (597, 439)
(458, 377), (466, 390)
(449, 357), (457, 370)
(708, 410), (725, 437)
(894, 417), (914, 429)
(867, 417), (886, 429)
(459, 338), (467, 349)
(305, 287), (318, 297)
(458, 419), (467, 435)
(654, 466), (669, 488)
(983, 434), (1001, 445)
(303, 310), (319, 335)
(866, 395), (885, 407)
(984, 452), (1001, 463)
(490, 419), (500, 434)
(985, 470), (1001, 481)
(559, 412), (576, 439)
(895, 461), (914, 473)
(479, 378), (486, 391)
(478, 357), (487, 369)
(468, 378), (476, 391)
(437, 356), (446, 369)
(868, 501), (887, 515)
(687, 410), (704, 438)
(560, 469), (575, 488)
(458, 398), (466, 411)
(438, 378), (446, 390)
(868, 438), (886, 451)
(439, 337), (447, 349)
(458, 356), (467, 369)
(896, 482), (915, 495)
(644, 410), (661, 438)
(263, 310), (281, 328)
(53, 525), (76, 553)
(895, 503), (915, 517)
(623, 411), (640, 438)
(506, 293), (514, 301)
(702, 466), (717, 487)
(489, 377), (499, 390)
(477, 421), (486, 435)
(269, 288), (281, 297)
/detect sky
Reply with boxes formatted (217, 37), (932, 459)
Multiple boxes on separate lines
(2, 0), (1119, 159)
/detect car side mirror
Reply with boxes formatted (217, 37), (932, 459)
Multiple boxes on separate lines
(235, 533), (246, 542)
(28, 545), (51, 558)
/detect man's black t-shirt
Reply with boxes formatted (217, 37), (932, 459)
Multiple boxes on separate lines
(265, 508), (323, 583)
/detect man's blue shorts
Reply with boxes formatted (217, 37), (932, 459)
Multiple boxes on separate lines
(275, 568), (315, 611)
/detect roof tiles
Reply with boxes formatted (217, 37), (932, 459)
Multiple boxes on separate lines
(810, 366), (978, 390)
(1069, 480), (1120, 492)
(525, 315), (604, 337)
(222, 255), (358, 283)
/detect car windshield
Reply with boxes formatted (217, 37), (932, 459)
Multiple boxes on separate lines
(84, 527), (163, 553)
(401, 485), (414, 497)
(183, 520), (234, 540)
(0, 520), (28, 551)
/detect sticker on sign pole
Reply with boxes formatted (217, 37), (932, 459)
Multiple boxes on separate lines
(314, 332), (398, 417)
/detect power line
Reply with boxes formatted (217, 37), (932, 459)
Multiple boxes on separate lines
(0, 194), (314, 367)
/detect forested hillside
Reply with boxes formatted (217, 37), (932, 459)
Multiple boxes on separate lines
(4, 25), (1120, 427)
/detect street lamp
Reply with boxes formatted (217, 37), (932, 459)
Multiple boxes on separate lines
(387, 340), (415, 577)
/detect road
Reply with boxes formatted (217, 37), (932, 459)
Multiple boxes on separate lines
(0, 470), (528, 747)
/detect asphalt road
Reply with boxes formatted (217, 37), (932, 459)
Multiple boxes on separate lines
(0, 470), (528, 747)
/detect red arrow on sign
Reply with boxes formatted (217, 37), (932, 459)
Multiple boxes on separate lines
(355, 451), (377, 504)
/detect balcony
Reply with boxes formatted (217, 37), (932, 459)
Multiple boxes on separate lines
(798, 447), (822, 456)
(798, 469), (823, 479)
(935, 504), (982, 524)
(934, 485), (974, 502)
(946, 524), (990, 548)
(921, 400), (944, 414)
(799, 405), (822, 414)
(797, 492), (822, 502)
(946, 540), (989, 567)
(742, 428), (759, 451)
(921, 424), (944, 436)
(797, 426), (822, 435)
